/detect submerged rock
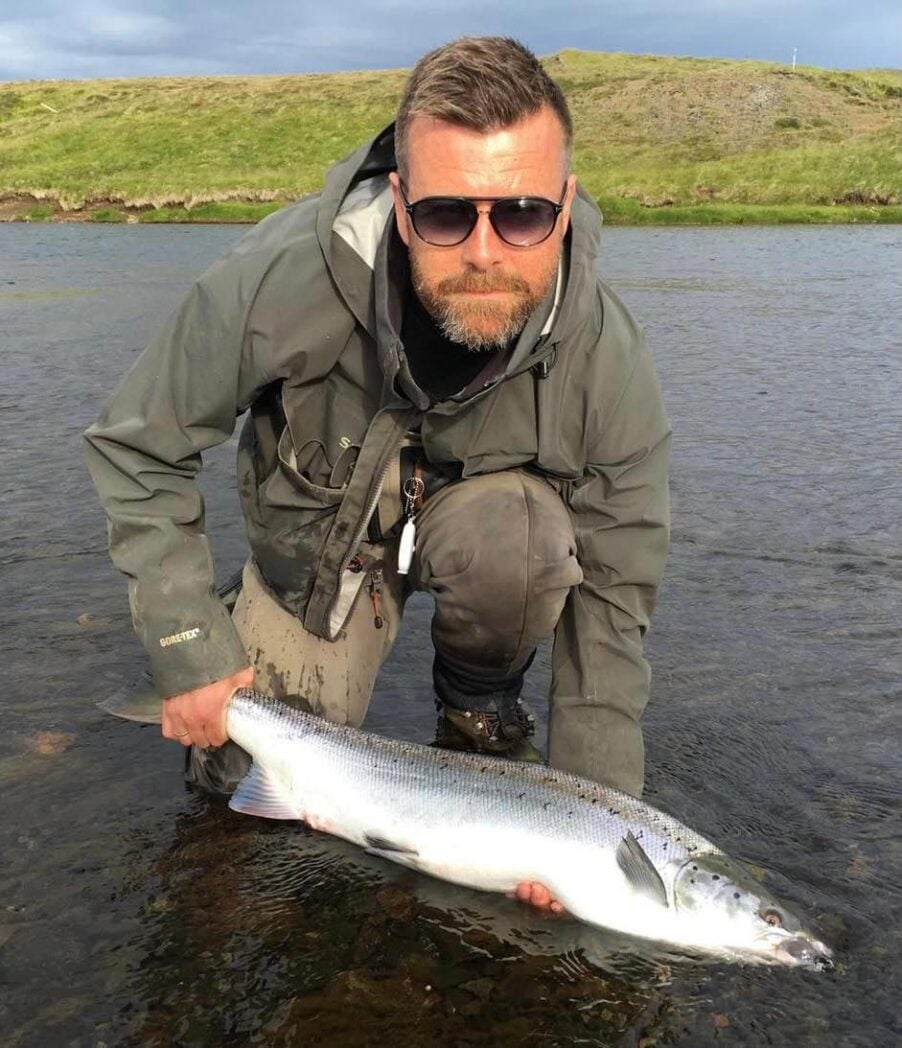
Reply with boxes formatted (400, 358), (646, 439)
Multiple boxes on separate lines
(27, 732), (76, 755)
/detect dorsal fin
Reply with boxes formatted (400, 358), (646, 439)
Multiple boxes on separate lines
(616, 831), (669, 907)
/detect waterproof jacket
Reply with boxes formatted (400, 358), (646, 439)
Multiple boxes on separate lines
(84, 125), (670, 788)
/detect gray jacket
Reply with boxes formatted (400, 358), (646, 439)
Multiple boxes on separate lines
(84, 125), (670, 789)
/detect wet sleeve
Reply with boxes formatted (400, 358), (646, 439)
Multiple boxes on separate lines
(83, 253), (273, 698)
(551, 328), (671, 797)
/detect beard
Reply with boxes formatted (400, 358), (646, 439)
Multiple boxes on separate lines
(411, 259), (556, 352)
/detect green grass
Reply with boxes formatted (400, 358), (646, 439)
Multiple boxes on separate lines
(1, 51), (899, 225)
(90, 207), (128, 222)
(21, 204), (55, 222)
(137, 200), (284, 223)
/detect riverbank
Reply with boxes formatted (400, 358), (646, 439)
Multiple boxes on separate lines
(5, 192), (900, 226)
(2, 50), (899, 225)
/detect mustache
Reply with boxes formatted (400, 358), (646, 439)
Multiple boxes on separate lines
(435, 270), (531, 296)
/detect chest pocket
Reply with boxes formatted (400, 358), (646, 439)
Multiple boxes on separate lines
(276, 428), (355, 506)
(278, 365), (376, 502)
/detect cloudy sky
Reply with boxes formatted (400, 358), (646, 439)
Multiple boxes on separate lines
(1, 1), (898, 82)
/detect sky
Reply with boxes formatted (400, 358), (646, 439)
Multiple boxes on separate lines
(1, 0), (899, 82)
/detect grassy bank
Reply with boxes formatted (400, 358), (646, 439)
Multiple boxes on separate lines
(11, 196), (902, 227)
(1, 51), (900, 225)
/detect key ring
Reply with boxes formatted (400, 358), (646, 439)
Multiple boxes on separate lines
(403, 476), (425, 506)
(398, 477), (424, 577)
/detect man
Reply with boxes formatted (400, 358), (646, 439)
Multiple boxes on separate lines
(85, 38), (669, 854)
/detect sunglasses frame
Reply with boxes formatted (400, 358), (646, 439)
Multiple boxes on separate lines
(398, 181), (568, 248)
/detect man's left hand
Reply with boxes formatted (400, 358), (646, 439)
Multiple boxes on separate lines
(511, 882), (566, 915)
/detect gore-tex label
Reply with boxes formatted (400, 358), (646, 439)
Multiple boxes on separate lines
(159, 627), (202, 648)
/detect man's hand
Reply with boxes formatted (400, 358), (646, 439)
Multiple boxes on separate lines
(162, 666), (255, 749)
(510, 882), (566, 915)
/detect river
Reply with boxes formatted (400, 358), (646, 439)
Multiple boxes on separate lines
(1, 222), (900, 1046)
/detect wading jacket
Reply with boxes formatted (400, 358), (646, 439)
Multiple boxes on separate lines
(84, 126), (670, 790)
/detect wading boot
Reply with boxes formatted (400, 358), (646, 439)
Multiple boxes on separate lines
(432, 697), (543, 763)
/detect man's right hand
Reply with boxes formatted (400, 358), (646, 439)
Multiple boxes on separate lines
(162, 665), (255, 750)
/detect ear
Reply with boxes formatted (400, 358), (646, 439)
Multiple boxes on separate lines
(560, 173), (578, 238)
(388, 171), (411, 248)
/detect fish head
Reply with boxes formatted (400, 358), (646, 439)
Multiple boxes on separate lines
(672, 852), (833, 970)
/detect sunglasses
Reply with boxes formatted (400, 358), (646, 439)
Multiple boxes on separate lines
(398, 182), (567, 248)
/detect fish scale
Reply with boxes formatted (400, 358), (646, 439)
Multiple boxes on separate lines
(233, 690), (707, 850)
(328, 719), (709, 858)
(223, 689), (832, 970)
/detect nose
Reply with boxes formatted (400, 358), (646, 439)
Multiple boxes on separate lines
(459, 206), (506, 269)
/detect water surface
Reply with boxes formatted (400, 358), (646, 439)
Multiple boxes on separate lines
(1, 223), (900, 1046)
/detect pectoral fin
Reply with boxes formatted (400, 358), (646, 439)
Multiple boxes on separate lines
(616, 832), (669, 908)
(229, 762), (300, 821)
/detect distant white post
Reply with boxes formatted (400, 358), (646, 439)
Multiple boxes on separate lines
(792, 47), (797, 71)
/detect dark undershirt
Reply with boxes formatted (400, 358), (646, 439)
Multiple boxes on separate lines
(401, 289), (510, 402)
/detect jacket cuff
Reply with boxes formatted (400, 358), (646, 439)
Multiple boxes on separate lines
(143, 601), (250, 699)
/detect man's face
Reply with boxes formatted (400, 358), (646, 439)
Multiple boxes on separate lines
(390, 106), (576, 352)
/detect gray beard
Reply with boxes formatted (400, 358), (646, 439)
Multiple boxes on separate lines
(409, 252), (555, 353)
(431, 298), (533, 352)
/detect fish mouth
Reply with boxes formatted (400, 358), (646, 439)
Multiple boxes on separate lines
(767, 932), (834, 971)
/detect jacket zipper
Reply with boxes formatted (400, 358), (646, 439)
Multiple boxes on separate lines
(343, 449), (394, 570)
(348, 554), (384, 629)
(368, 569), (384, 629)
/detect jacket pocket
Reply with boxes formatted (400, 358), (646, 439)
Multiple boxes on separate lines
(276, 428), (358, 507)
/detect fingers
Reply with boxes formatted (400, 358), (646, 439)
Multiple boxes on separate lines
(517, 882), (550, 907)
(161, 666), (254, 749)
(512, 882), (565, 915)
(161, 703), (219, 749)
(161, 704), (188, 743)
(163, 718), (196, 747)
(163, 715), (216, 750)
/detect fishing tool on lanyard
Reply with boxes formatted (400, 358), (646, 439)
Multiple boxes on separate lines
(397, 476), (425, 575)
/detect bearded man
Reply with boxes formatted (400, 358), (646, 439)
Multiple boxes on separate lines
(85, 38), (670, 903)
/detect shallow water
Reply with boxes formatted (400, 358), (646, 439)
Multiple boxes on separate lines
(1, 223), (900, 1046)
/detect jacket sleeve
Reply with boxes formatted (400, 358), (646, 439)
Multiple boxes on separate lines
(83, 251), (274, 698)
(550, 310), (671, 798)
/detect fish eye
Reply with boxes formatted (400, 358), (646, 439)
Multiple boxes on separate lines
(761, 908), (784, 928)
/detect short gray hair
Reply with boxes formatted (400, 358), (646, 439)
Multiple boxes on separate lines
(394, 37), (573, 178)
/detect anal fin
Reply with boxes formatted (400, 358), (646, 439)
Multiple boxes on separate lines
(364, 833), (419, 858)
(229, 762), (299, 821)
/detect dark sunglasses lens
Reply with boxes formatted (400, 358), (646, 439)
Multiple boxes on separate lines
(492, 199), (557, 246)
(411, 199), (476, 245)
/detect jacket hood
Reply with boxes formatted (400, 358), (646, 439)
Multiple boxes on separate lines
(316, 123), (605, 391)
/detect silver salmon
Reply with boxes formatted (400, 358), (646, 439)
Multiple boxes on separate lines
(218, 689), (832, 970)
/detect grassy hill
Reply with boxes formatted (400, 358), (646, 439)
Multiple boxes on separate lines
(1, 50), (900, 225)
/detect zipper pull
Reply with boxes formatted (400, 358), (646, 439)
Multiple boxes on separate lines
(369, 569), (384, 629)
(397, 477), (424, 576)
